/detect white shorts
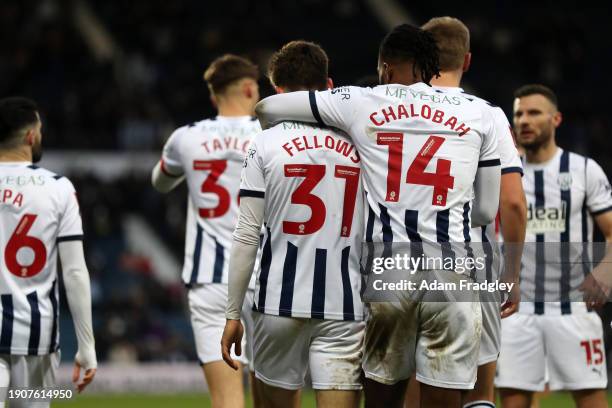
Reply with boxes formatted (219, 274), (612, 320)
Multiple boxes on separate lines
(479, 291), (501, 365)
(188, 284), (254, 368)
(363, 271), (482, 389)
(252, 312), (365, 390)
(496, 311), (608, 391)
(0, 352), (60, 408)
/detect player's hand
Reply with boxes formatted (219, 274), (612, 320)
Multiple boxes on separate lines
(580, 272), (610, 310)
(501, 282), (520, 318)
(73, 349), (97, 393)
(221, 319), (244, 370)
(72, 361), (96, 393)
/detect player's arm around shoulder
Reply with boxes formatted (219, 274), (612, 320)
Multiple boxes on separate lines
(151, 126), (186, 193)
(255, 85), (364, 132)
(255, 90), (312, 130)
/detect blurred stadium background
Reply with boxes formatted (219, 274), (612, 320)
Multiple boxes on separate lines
(2, 0), (611, 405)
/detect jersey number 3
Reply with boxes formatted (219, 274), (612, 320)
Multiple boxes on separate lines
(4, 214), (47, 278)
(193, 160), (230, 218)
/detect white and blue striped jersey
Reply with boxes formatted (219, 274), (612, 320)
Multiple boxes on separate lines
(241, 122), (365, 321)
(161, 116), (260, 286)
(519, 148), (612, 315)
(0, 162), (83, 355)
(433, 87), (523, 281)
(310, 83), (500, 263)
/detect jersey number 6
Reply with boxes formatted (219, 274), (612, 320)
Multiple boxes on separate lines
(4, 214), (47, 278)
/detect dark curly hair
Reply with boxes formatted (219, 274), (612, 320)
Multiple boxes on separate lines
(379, 24), (440, 84)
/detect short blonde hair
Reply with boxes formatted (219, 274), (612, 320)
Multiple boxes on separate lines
(422, 16), (470, 71)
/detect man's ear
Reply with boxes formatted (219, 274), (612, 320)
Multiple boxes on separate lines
(274, 86), (286, 94)
(326, 77), (334, 90)
(25, 129), (35, 146)
(552, 111), (562, 128)
(463, 52), (472, 73)
(244, 82), (253, 99)
(383, 63), (392, 84)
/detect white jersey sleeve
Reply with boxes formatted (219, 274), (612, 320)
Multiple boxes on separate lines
(490, 107), (522, 175)
(240, 138), (266, 196)
(161, 128), (185, 176)
(478, 106), (501, 166)
(57, 179), (83, 240)
(311, 87), (365, 133)
(585, 159), (612, 215)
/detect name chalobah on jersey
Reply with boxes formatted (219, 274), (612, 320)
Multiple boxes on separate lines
(372, 279), (515, 293)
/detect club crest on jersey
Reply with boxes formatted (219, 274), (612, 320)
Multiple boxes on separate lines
(557, 172), (572, 190)
(526, 202), (567, 234)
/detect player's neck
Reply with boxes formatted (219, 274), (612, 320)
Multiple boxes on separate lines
(430, 71), (462, 88)
(0, 146), (32, 163)
(525, 140), (558, 164)
(216, 98), (254, 117)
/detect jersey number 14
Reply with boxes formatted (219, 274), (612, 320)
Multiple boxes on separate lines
(378, 133), (454, 206)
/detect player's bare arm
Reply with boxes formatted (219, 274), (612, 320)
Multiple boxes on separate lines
(581, 210), (612, 308)
(221, 196), (264, 370)
(499, 172), (527, 317)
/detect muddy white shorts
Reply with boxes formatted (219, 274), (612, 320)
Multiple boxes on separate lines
(0, 352), (60, 408)
(252, 312), (365, 390)
(496, 310), (607, 391)
(363, 270), (482, 390)
(188, 284), (254, 368)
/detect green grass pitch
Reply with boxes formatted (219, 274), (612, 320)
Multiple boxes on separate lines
(50, 391), (612, 407)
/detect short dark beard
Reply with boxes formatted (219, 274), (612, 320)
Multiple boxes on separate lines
(519, 128), (553, 154)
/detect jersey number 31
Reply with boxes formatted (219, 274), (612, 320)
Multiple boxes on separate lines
(283, 164), (360, 236)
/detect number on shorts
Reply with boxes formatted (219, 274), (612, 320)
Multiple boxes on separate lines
(580, 339), (603, 365)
